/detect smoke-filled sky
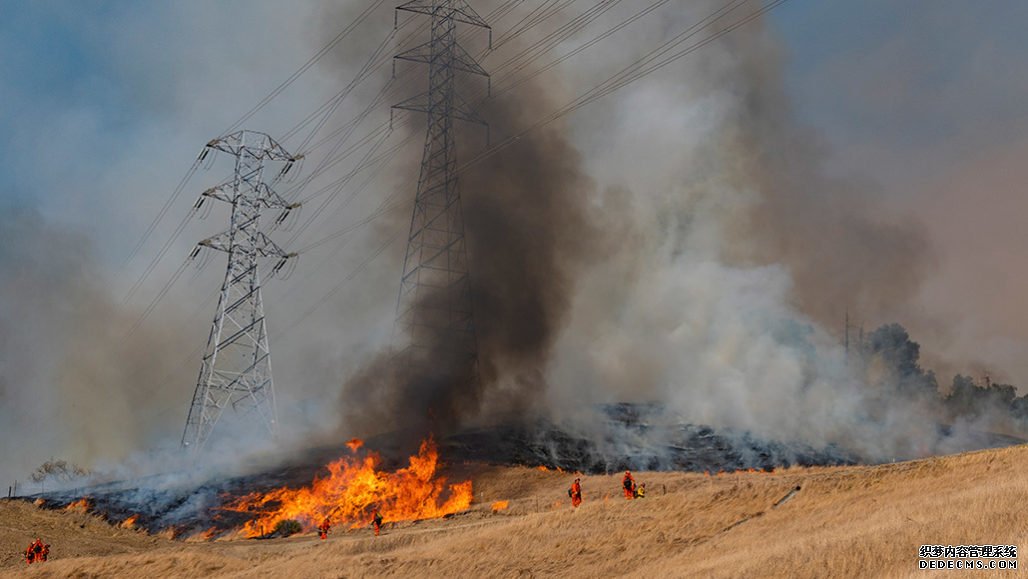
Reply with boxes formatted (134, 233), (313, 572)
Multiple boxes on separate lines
(2, 0), (1027, 480)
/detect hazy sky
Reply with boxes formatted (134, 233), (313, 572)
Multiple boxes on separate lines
(771, 0), (1028, 384)
(1, 0), (1028, 478)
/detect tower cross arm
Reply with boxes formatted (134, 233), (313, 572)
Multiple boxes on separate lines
(394, 40), (487, 77)
(198, 181), (235, 205)
(391, 92), (432, 115)
(394, 40), (433, 65)
(453, 93), (488, 127)
(197, 231), (233, 254)
(254, 232), (292, 259)
(396, 0), (490, 29)
(392, 91), (486, 128)
(205, 131), (299, 163)
(451, 41), (488, 76)
(254, 182), (297, 210)
(394, 91), (487, 127)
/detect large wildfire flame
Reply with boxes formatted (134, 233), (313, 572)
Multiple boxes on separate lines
(226, 437), (472, 537)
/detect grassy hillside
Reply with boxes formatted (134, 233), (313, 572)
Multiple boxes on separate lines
(2, 444), (1026, 578)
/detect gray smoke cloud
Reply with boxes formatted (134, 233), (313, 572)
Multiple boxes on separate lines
(0, 206), (197, 485)
(542, 6), (1021, 461)
(329, 2), (1028, 464)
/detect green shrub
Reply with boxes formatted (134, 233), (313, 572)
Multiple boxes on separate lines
(272, 519), (303, 537)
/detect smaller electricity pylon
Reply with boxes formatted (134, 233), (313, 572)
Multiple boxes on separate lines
(182, 130), (300, 452)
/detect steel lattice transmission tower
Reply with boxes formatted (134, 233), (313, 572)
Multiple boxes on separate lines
(392, 0), (490, 367)
(182, 131), (300, 451)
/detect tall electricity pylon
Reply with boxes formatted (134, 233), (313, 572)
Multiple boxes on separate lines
(392, 0), (490, 367)
(182, 130), (300, 452)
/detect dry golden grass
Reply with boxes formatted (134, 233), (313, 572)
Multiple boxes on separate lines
(2, 444), (1026, 578)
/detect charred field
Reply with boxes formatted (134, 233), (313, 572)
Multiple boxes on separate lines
(3, 442), (1027, 578)
(18, 403), (1022, 540)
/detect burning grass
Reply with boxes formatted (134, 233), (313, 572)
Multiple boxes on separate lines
(223, 437), (472, 537)
(1, 447), (1025, 576)
(64, 497), (92, 513)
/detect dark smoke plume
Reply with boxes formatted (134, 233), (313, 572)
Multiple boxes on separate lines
(340, 80), (600, 438)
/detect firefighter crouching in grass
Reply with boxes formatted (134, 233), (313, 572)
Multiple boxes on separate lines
(568, 477), (583, 508)
(634, 482), (646, 498)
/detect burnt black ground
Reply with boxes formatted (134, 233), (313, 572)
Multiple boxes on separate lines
(19, 403), (1023, 537)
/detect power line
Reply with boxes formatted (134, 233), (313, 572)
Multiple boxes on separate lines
(493, 0), (575, 48)
(222, 0), (390, 135)
(120, 157), (203, 269)
(284, 123), (395, 247)
(123, 0), (539, 313)
(123, 257), (192, 339)
(458, 0), (782, 175)
(129, 0), (790, 432)
(121, 207), (197, 304)
(280, 13), (422, 146)
(495, 0), (677, 93)
(295, 194), (405, 254)
(488, 0), (619, 76)
(272, 232), (400, 342)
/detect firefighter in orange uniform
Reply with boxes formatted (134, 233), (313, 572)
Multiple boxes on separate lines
(371, 509), (383, 536)
(622, 470), (635, 499)
(26, 538), (47, 564)
(568, 478), (583, 508)
(318, 518), (331, 540)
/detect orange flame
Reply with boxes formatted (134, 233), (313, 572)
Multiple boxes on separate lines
(536, 466), (549, 472)
(346, 438), (363, 453)
(491, 500), (509, 512)
(65, 498), (91, 513)
(120, 515), (139, 530)
(225, 437), (472, 537)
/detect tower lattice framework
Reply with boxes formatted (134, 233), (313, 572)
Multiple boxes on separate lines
(392, 0), (490, 366)
(182, 131), (299, 451)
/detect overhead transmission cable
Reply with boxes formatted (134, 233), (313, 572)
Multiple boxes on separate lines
(125, 0), (676, 334)
(120, 159), (203, 269)
(283, 0), (685, 254)
(488, 0), (621, 76)
(495, 0), (678, 93)
(120, 0), (388, 302)
(458, 0), (783, 174)
(492, 0), (575, 48)
(222, 0), (390, 135)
